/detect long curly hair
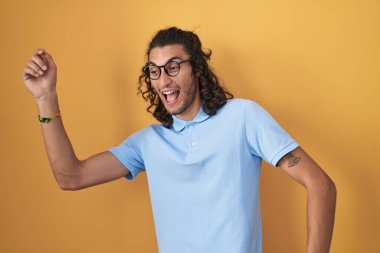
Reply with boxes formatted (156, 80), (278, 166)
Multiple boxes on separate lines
(138, 27), (233, 128)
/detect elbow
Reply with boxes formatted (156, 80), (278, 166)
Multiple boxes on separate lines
(329, 179), (337, 193)
(324, 176), (337, 195)
(307, 175), (337, 196)
(56, 176), (80, 191)
(318, 178), (337, 208)
(58, 181), (79, 191)
(52, 164), (82, 191)
(328, 179), (337, 201)
(59, 184), (78, 191)
(306, 178), (337, 208)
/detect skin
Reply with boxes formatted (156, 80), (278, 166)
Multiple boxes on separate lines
(22, 46), (336, 253)
(22, 49), (129, 190)
(148, 44), (202, 121)
(277, 148), (336, 253)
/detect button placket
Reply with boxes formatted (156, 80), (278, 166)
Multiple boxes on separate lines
(187, 124), (196, 149)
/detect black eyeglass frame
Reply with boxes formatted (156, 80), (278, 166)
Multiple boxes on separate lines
(144, 59), (191, 80)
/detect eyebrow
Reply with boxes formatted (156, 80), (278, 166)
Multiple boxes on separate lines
(147, 56), (182, 66)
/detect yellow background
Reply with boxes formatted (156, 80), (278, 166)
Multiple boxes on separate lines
(1, 0), (379, 252)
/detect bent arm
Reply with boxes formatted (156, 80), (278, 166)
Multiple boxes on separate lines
(277, 146), (337, 253)
(23, 49), (129, 191)
(37, 93), (129, 190)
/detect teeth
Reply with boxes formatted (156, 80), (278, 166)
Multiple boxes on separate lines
(162, 90), (177, 95)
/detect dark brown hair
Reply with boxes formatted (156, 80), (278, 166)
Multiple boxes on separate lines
(138, 27), (233, 128)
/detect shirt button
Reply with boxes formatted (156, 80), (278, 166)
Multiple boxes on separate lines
(191, 141), (196, 146)
(189, 125), (194, 128)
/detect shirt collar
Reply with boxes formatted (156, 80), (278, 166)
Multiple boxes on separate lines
(172, 105), (210, 132)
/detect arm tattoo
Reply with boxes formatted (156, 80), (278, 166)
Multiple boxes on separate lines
(287, 152), (301, 168)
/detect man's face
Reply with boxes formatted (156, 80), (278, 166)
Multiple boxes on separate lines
(148, 44), (201, 120)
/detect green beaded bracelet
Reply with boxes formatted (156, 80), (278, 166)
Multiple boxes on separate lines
(38, 112), (61, 123)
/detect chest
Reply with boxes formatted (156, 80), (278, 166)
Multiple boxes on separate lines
(143, 118), (251, 177)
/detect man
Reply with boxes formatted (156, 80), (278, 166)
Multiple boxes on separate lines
(22, 27), (336, 253)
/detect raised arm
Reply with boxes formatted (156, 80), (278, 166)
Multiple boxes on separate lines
(22, 48), (130, 190)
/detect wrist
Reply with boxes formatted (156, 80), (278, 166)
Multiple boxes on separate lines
(35, 90), (58, 102)
(38, 111), (62, 123)
(35, 91), (60, 116)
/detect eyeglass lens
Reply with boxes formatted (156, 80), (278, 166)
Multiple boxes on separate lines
(148, 61), (181, 80)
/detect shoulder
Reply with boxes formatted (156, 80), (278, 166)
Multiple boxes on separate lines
(126, 124), (162, 144)
(223, 98), (276, 126)
(211, 98), (265, 126)
(222, 98), (263, 113)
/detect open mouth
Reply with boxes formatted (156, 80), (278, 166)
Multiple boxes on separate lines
(163, 90), (180, 104)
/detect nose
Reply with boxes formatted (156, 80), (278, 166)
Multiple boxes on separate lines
(157, 67), (172, 88)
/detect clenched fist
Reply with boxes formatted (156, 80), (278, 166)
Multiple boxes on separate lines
(22, 48), (57, 100)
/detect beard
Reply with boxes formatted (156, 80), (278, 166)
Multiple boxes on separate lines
(161, 80), (199, 116)
(170, 86), (198, 116)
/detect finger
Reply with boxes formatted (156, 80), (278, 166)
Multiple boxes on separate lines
(35, 48), (56, 69)
(27, 60), (44, 75)
(32, 54), (48, 71)
(34, 48), (45, 56)
(22, 67), (39, 80)
(26, 66), (40, 77)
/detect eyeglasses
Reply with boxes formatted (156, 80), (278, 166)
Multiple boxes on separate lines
(145, 59), (190, 80)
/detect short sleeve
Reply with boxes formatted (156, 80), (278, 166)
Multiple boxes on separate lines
(108, 134), (145, 180)
(243, 100), (299, 167)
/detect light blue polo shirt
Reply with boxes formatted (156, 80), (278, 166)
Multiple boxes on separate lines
(108, 98), (299, 253)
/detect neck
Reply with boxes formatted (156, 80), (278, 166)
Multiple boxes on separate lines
(175, 94), (202, 121)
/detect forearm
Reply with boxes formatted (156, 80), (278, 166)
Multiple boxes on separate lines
(36, 92), (80, 190)
(306, 180), (337, 253)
